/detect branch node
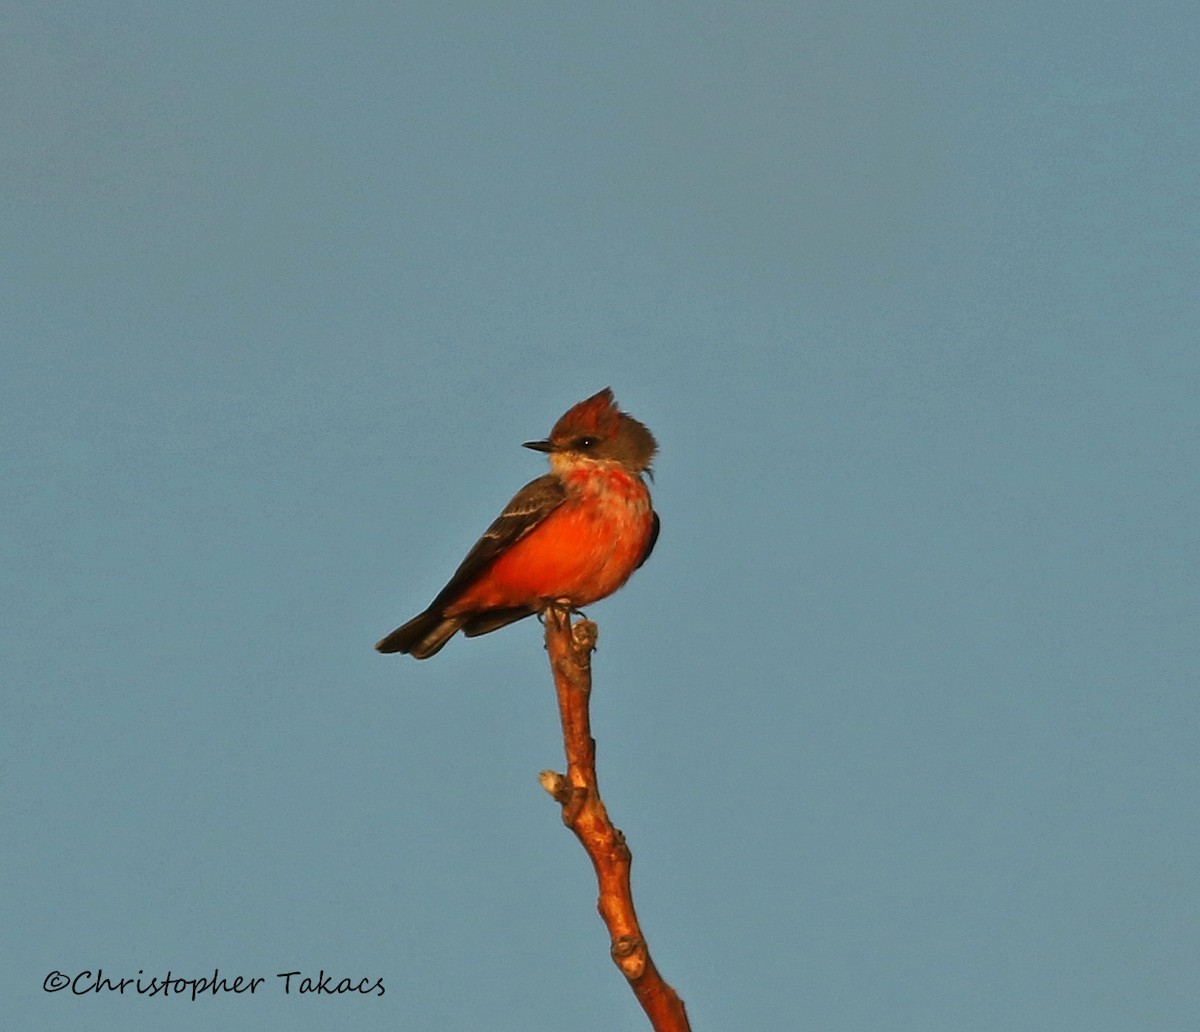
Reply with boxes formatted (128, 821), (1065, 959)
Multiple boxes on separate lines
(571, 618), (598, 656)
(538, 769), (569, 803)
(611, 827), (631, 862)
(611, 935), (648, 980)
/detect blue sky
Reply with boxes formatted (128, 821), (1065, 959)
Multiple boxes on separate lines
(4, 3), (1197, 1030)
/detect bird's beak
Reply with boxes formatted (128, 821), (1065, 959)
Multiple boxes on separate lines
(522, 439), (556, 453)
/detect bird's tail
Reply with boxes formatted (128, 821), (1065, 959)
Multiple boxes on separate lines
(374, 609), (465, 659)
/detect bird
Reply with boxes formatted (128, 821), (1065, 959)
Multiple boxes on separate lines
(375, 387), (659, 659)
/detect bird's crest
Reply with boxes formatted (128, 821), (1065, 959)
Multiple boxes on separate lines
(551, 387), (621, 440)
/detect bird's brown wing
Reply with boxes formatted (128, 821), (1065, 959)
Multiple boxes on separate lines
(425, 473), (567, 610)
(637, 511), (660, 569)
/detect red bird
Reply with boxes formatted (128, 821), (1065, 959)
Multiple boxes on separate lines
(375, 388), (659, 659)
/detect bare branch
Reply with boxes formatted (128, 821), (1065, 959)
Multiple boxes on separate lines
(540, 606), (691, 1032)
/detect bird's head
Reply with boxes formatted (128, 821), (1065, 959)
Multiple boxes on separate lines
(523, 387), (657, 474)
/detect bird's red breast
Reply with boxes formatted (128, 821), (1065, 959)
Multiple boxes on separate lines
(445, 465), (654, 613)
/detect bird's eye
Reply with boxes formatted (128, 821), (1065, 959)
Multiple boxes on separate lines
(577, 436), (599, 450)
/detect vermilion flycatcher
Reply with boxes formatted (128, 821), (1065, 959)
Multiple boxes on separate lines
(375, 387), (659, 659)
